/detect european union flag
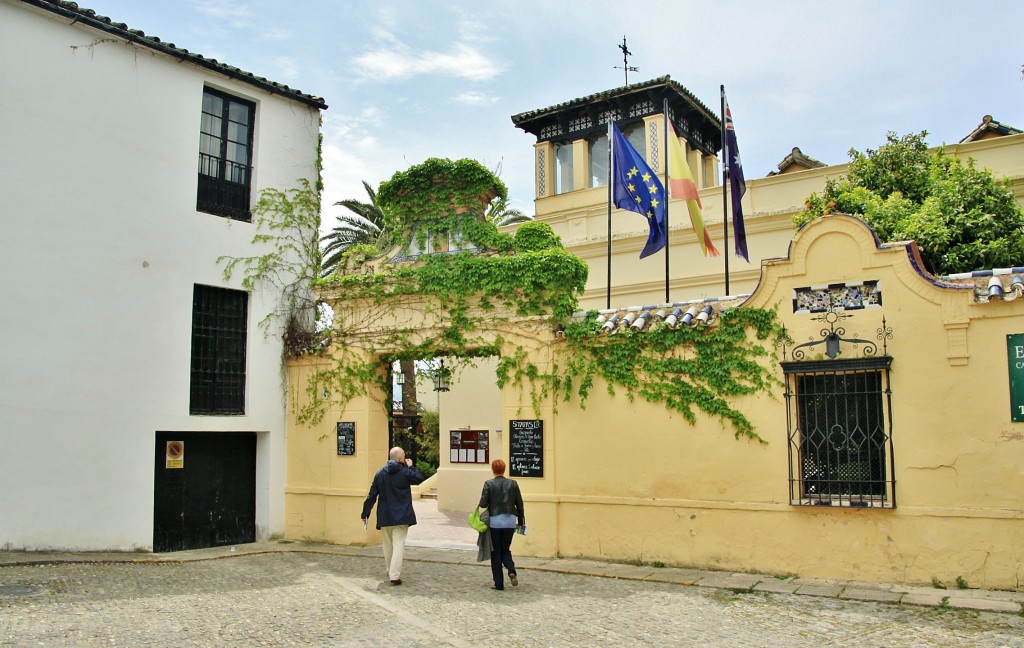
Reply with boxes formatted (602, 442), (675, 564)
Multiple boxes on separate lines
(611, 124), (666, 259)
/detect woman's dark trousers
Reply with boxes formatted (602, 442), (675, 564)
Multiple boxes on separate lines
(489, 528), (516, 589)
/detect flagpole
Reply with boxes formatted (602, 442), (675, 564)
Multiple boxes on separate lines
(720, 84), (731, 296)
(606, 120), (613, 310)
(662, 98), (670, 303)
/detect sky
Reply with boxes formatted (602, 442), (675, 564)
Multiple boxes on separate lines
(80, 0), (1023, 229)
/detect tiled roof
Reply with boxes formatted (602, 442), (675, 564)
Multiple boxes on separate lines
(571, 294), (749, 335)
(767, 146), (826, 176)
(576, 266), (1024, 335)
(20, 0), (328, 110)
(510, 75), (722, 156)
(959, 115), (1021, 143)
(511, 75), (717, 128)
(940, 268), (1024, 302)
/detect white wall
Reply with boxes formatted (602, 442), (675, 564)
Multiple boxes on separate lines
(0, 2), (321, 550)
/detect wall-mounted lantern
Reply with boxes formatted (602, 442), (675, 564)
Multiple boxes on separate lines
(433, 359), (451, 392)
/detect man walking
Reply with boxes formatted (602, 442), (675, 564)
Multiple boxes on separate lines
(361, 447), (424, 585)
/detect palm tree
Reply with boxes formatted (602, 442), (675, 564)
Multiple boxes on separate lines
(322, 181), (418, 418)
(320, 180), (387, 276)
(484, 196), (533, 227)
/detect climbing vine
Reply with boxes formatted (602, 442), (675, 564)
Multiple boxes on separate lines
(300, 217), (588, 424)
(218, 177), (325, 352)
(257, 156), (788, 442)
(496, 308), (785, 442)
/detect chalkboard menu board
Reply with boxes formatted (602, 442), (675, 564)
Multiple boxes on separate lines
(336, 422), (355, 456)
(509, 419), (543, 478)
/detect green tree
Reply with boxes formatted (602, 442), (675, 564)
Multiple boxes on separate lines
(796, 131), (1024, 275)
(320, 180), (387, 276)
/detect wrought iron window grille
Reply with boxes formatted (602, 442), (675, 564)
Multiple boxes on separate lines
(189, 285), (248, 415)
(781, 300), (896, 508)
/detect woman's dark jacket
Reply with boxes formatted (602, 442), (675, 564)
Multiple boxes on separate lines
(479, 476), (525, 526)
(361, 460), (424, 529)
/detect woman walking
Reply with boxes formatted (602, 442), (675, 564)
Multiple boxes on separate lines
(479, 459), (525, 590)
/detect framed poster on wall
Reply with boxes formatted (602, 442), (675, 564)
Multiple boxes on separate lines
(450, 430), (489, 464)
(337, 422), (355, 456)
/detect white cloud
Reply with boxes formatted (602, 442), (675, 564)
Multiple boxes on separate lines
(454, 91), (500, 106)
(190, 0), (251, 29)
(273, 56), (300, 82)
(260, 26), (292, 41)
(355, 43), (501, 81)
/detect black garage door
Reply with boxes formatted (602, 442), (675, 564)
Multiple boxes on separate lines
(153, 431), (256, 553)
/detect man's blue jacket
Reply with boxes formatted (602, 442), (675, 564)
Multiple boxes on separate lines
(361, 460), (425, 529)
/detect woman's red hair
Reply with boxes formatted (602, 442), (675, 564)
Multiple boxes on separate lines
(491, 459), (506, 475)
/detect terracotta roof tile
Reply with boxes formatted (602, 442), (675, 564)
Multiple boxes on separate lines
(959, 115), (1021, 143)
(511, 75), (717, 128)
(570, 294), (750, 335)
(767, 147), (826, 176)
(940, 268), (1024, 303)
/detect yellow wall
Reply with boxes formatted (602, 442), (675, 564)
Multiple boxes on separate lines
(287, 214), (1023, 589)
(525, 215), (1023, 589)
(285, 354), (392, 546)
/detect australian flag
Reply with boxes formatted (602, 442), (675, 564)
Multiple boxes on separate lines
(723, 93), (749, 262)
(611, 124), (667, 259)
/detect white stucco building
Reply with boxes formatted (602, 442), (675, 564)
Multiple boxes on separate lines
(0, 0), (326, 551)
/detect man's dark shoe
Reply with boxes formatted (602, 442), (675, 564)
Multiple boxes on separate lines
(390, 579), (402, 585)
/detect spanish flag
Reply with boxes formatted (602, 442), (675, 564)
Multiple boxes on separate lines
(667, 122), (719, 257)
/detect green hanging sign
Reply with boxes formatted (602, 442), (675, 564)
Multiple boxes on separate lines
(1009, 334), (1024, 423)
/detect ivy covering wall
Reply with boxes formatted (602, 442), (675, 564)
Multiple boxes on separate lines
(302, 157), (787, 442)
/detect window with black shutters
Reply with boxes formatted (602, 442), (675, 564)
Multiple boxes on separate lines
(190, 285), (248, 414)
(197, 88), (255, 221)
(783, 358), (896, 508)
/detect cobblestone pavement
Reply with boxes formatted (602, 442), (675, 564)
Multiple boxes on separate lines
(2, 549), (1023, 648)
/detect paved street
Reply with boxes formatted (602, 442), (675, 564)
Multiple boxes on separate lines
(2, 546), (1023, 648)
(2, 501), (1022, 647)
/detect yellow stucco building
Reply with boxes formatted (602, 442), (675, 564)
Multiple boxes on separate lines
(285, 78), (1024, 590)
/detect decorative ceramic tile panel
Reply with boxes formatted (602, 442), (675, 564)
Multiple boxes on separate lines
(793, 280), (881, 314)
(648, 121), (661, 172)
(537, 149), (546, 197)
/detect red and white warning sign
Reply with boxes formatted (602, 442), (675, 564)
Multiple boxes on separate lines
(165, 440), (184, 469)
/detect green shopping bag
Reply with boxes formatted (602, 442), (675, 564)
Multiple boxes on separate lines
(467, 506), (488, 533)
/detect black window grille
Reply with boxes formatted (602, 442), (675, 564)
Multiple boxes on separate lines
(190, 285), (248, 415)
(783, 358), (895, 508)
(197, 88), (254, 221)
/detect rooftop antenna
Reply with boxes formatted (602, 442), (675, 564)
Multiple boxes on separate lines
(614, 36), (638, 85)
